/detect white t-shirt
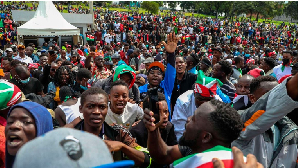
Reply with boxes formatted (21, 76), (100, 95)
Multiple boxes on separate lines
(188, 27), (193, 34)
(273, 64), (292, 80)
(114, 23), (120, 31)
(105, 102), (144, 129)
(13, 55), (33, 65)
(58, 98), (83, 124)
(104, 34), (111, 44)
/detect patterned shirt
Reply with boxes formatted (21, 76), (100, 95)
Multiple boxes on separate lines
(91, 63), (112, 79)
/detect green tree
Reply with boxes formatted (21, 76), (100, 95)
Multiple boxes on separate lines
(141, 1), (159, 14)
(167, 1), (177, 10)
(179, 2), (195, 11)
(156, 1), (163, 7)
(285, 1), (298, 22)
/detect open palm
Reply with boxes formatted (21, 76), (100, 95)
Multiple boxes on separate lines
(162, 32), (180, 54)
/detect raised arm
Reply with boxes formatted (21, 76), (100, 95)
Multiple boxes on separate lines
(85, 52), (95, 70)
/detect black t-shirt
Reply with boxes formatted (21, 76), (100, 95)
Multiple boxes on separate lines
(178, 145), (193, 157)
(10, 77), (43, 95)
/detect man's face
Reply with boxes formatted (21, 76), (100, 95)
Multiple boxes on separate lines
(213, 50), (221, 59)
(179, 102), (215, 149)
(61, 51), (66, 58)
(25, 48), (32, 56)
(158, 101), (169, 129)
(112, 58), (119, 64)
(80, 94), (108, 128)
(71, 56), (77, 62)
(94, 56), (104, 67)
(50, 64), (59, 77)
(176, 57), (187, 74)
(18, 48), (25, 57)
(248, 81), (278, 104)
(148, 69), (163, 87)
(124, 46), (129, 52)
(2, 60), (11, 72)
(236, 78), (251, 95)
(109, 85), (129, 114)
(6, 51), (12, 57)
(283, 53), (292, 61)
(211, 63), (223, 79)
(259, 60), (269, 72)
(5, 108), (37, 155)
(120, 73), (133, 87)
(39, 56), (48, 67)
(67, 47), (71, 52)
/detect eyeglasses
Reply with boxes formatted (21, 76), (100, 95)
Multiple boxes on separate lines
(51, 68), (57, 72)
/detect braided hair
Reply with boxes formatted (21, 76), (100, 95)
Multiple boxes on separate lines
(53, 65), (74, 87)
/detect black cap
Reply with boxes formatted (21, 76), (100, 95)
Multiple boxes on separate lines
(71, 50), (78, 57)
(201, 57), (212, 67)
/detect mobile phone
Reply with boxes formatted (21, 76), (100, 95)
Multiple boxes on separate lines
(148, 87), (159, 124)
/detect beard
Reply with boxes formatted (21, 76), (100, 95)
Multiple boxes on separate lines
(179, 132), (199, 147)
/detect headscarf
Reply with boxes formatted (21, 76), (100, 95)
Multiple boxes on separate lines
(113, 64), (136, 89)
(0, 81), (22, 111)
(5, 101), (53, 168)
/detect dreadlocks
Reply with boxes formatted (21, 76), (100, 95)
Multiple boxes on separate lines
(53, 65), (74, 87)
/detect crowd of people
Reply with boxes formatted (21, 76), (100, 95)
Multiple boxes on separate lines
(0, 5), (298, 168)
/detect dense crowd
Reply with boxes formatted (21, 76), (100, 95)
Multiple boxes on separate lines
(0, 4), (298, 168)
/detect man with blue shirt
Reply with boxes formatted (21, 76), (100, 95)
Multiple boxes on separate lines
(139, 33), (178, 120)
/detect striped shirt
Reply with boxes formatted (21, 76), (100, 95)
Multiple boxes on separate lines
(220, 80), (236, 102)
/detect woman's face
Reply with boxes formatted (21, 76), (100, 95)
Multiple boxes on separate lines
(5, 108), (36, 155)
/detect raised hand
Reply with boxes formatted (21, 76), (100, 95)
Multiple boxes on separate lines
(162, 32), (180, 54)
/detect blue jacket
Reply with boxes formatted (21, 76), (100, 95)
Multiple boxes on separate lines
(139, 53), (176, 120)
(5, 101), (53, 168)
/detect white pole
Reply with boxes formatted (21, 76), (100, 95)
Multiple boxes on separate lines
(89, 1), (94, 30)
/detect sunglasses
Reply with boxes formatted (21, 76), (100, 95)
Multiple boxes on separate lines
(51, 68), (57, 72)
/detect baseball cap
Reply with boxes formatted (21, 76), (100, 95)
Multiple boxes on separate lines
(5, 48), (13, 52)
(143, 57), (154, 64)
(13, 128), (135, 168)
(111, 53), (120, 59)
(71, 50), (79, 57)
(67, 44), (72, 48)
(126, 49), (134, 56)
(0, 81), (22, 110)
(148, 61), (165, 72)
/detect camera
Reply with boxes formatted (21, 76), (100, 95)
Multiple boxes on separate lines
(147, 87), (159, 124)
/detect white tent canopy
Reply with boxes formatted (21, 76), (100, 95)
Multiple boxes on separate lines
(17, 1), (80, 36)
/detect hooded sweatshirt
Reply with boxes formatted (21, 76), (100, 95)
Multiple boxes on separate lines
(113, 64), (136, 89)
(5, 101), (53, 168)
